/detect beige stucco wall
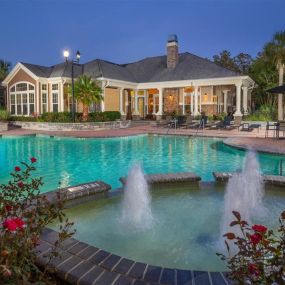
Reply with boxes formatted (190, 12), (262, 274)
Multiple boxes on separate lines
(104, 87), (120, 111)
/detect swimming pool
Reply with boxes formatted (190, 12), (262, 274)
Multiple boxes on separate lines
(0, 134), (283, 192)
(58, 184), (285, 271)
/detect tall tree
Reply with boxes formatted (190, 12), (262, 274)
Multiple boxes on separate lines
(249, 52), (278, 109)
(234, 53), (253, 75)
(73, 75), (103, 121)
(264, 30), (285, 120)
(213, 50), (239, 73)
(0, 60), (11, 81)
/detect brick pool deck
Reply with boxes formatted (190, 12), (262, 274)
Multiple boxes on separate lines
(1, 124), (285, 155)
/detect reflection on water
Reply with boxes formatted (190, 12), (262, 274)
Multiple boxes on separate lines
(0, 135), (283, 192)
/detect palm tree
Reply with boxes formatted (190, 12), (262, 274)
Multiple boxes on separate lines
(264, 31), (285, 120)
(0, 60), (11, 81)
(73, 75), (103, 121)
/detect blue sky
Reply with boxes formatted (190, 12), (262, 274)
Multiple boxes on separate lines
(1, 0), (284, 67)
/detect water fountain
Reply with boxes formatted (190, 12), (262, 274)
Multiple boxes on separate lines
(120, 164), (154, 231)
(220, 150), (267, 249)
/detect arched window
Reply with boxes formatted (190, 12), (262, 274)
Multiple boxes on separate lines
(9, 82), (35, 116)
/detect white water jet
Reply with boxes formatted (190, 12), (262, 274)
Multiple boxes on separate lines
(220, 151), (267, 249)
(120, 164), (154, 231)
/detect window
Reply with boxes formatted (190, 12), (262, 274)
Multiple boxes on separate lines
(22, 94), (28, 115)
(52, 84), (58, 90)
(16, 83), (27, 91)
(184, 95), (192, 113)
(42, 93), (47, 113)
(10, 94), (15, 115)
(42, 84), (47, 91)
(29, 93), (35, 114)
(9, 82), (35, 116)
(52, 93), (58, 112)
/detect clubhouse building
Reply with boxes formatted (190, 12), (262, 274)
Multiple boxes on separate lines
(2, 35), (254, 120)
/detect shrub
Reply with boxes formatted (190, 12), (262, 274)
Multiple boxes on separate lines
(0, 158), (74, 284)
(0, 109), (9, 121)
(101, 111), (121, 121)
(217, 210), (285, 284)
(245, 105), (277, 121)
(9, 116), (39, 122)
(9, 111), (121, 123)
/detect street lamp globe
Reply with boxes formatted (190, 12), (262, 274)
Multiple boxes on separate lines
(63, 50), (70, 60)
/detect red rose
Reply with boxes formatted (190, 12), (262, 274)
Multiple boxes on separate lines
(14, 166), (21, 172)
(5, 205), (12, 212)
(252, 224), (267, 234)
(2, 219), (18, 231)
(250, 233), (262, 245)
(13, 217), (25, 229)
(30, 157), (37, 163)
(248, 263), (260, 276)
(17, 181), (24, 188)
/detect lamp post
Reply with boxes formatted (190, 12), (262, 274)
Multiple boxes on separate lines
(63, 50), (81, 123)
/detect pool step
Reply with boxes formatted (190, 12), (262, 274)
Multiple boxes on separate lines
(44, 181), (111, 206)
(213, 172), (285, 187)
(120, 172), (201, 186)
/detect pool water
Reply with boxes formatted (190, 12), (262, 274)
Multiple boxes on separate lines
(57, 185), (285, 271)
(0, 134), (283, 192)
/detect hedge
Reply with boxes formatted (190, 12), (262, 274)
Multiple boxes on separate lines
(8, 111), (121, 123)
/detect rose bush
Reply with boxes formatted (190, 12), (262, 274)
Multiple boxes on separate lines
(0, 158), (74, 284)
(217, 210), (285, 284)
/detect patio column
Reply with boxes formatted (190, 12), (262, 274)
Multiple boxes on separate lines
(234, 83), (242, 116)
(101, 86), (105, 112)
(223, 90), (229, 113)
(157, 87), (163, 115)
(190, 93), (194, 114)
(119, 88), (125, 115)
(134, 89), (138, 114)
(144, 90), (148, 114)
(242, 86), (248, 115)
(193, 86), (200, 116)
(182, 89), (185, 115)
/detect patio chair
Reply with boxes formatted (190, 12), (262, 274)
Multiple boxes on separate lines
(277, 121), (285, 139)
(173, 115), (187, 128)
(240, 123), (253, 132)
(265, 121), (279, 138)
(230, 116), (242, 131)
(180, 115), (196, 128)
(156, 116), (172, 127)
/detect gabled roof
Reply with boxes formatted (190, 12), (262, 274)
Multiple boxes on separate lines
(17, 52), (241, 83)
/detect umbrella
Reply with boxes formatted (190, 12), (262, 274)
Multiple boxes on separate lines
(267, 84), (285, 93)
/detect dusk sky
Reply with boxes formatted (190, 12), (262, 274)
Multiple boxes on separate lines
(1, 0), (285, 68)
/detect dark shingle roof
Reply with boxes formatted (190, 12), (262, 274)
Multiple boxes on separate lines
(21, 52), (240, 83)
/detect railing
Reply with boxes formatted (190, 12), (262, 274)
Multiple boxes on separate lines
(279, 159), (284, 176)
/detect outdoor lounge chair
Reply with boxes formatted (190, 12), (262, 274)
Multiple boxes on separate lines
(180, 115), (196, 128)
(240, 123), (253, 132)
(156, 116), (172, 127)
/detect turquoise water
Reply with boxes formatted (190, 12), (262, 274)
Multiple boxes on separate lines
(0, 134), (283, 192)
(58, 185), (285, 271)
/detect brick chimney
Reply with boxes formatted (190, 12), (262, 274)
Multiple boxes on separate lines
(167, 34), (179, 69)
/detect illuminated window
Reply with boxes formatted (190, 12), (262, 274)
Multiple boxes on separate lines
(9, 82), (35, 115)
